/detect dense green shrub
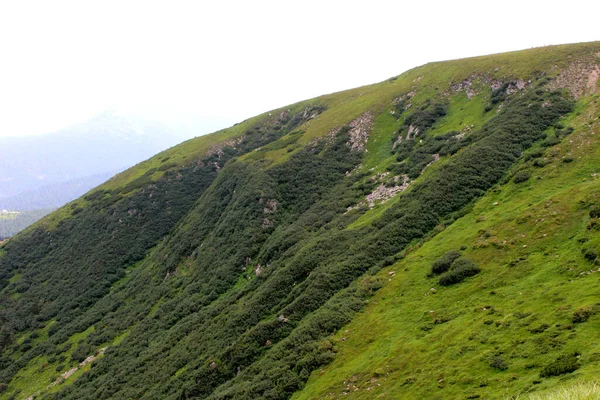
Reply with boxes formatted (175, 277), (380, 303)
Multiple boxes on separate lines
(403, 101), (447, 133)
(590, 206), (600, 219)
(524, 149), (545, 161)
(438, 258), (480, 286)
(0, 84), (574, 399)
(391, 130), (463, 179)
(541, 135), (561, 147)
(513, 171), (531, 184)
(539, 353), (580, 377)
(582, 247), (599, 263)
(573, 307), (593, 323)
(431, 250), (461, 274)
(556, 126), (575, 137)
(489, 355), (508, 371)
(490, 82), (512, 104)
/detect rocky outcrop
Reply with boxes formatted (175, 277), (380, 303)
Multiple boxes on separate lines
(347, 112), (374, 151)
(205, 137), (244, 160)
(347, 174), (411, 212)
(549, 62), (600, 98)
(452, 79), (477, 99)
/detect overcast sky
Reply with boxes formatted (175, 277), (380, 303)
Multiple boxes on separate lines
(0, 0), (598, 138)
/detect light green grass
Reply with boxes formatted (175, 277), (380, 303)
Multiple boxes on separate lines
(520, 381), (600, 399)
(294, 92), (600, 399)
(4, 42), (599, 399)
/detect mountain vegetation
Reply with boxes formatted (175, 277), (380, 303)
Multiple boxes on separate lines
(0, 42), (599, 399)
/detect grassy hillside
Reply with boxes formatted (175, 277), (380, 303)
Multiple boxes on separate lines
(294, 91), (600, 400)
(0, 42), (598, 400)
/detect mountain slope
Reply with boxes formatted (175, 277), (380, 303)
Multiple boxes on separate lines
(295, 93), (600, 400)
(0, 42), (599, 400)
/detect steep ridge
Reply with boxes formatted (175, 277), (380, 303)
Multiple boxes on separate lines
(0, 42), (598, 400)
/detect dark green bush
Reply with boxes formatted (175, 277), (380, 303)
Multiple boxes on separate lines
(532, 158), (549, 167)
(562, 156), (574, 163)
(556, 126), (574, 137)
(489, 355), (508, 371)
(0, 86), (574, 399)
(438, 258), (480, 286)
(583, 247), (599, 262)
(573, 307), (593, 323)
(431, 250), (461, 274)
(539, 353), (579, 377)
(513, 171), (531, 184)
(403, 102), (447, 133)
(541, 135), (561, 147)
(524, 149), (545, 161)
(590, 206), (600, 219)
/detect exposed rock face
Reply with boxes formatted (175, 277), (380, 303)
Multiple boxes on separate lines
(45, 347), (108, 393)
(406, 124), (419, 140)
(263, 199), (278, 214)
(364, 180), (410, 208)
(452, 79), (477, 99)
(392, 135), (403, 150)
(321, 112), (374, 152)
(205, 137), (243, 160)
(392, 91), (416, 106)
(278, 110), (289, 121)
(449, 75), (529, 100)
(347, 175), (411, 212)
(490, 80), (503, 90)
(549, 62), (600, 98)
(346, 112), (374, 151)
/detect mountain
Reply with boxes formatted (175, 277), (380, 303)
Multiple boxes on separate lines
(0, 172), (117, 211)
(0, 210), (53, 240)
(0, 42), (599, 400)
(0, 112), (192, 236)
(0, 111), (190, 203)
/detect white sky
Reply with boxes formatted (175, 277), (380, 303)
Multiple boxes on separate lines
(0, 0), (598, 138)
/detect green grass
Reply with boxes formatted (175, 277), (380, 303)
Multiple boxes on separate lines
(520, 381), (600, 399)
(31, 41), (600, 233)
(294, 93), (600, 399)
(1, 42), (600, 400)
(428, 92), (492, 136)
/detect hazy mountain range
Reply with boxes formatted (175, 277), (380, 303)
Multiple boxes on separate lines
(0, 111), (195, 211)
